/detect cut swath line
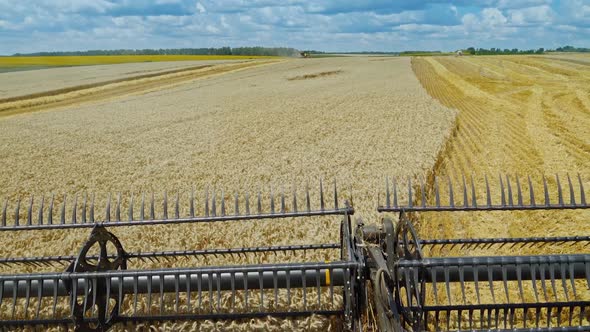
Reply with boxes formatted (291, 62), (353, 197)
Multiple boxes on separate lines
(287, 70), (343, 81)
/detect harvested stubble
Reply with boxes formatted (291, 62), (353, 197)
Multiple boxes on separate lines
(0, 60), (239, 99)
(411, 54), (590, 328)
(0, 57), (456, 330)
(0, 60), (278, 118)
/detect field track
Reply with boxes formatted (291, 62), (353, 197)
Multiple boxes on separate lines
(412, 55), (590, 327)
(0, 60), (278, 118)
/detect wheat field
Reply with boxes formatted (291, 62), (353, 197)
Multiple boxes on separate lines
(1, 53), (588, 330)
(0, 56), (456, 331)
(0, 55), (274, 69)
(411, 54), (590, 329)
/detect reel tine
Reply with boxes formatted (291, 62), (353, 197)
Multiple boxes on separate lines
(175, 192), (180, 219)
(1, 197), (7, 227)
(105, 278), (112, 320)
(485, 174), (492, 207)
(540, 264), (548, 301)
(569, 263), (577, 298)
(190, 186), (195, 218)
(106, 193), (111, 222)
(257, 189), (262, 214)
(52, 277), (59, 317)
(259, 271), (264, 311)
(150, 192), (155, 220)
(333, 179), (338, 210)
(163, 191), (168, 219)
(506, 175), (514, 207)
(293, 183), (298, 213)
(72, 194), (77, 224)
(431, 269), (439, 305)
(24, 279), (31, 319)
(459, 265), (466, 304)
(27, 195), (33, 226)
(70, 278), (77, 317)
(499, 174), (506, 207)
(515, 175), (523, 206)
(89, 193), (94, 223)
(543, 175), (550, 206)
(556, 174), (564, 206)
(302, 268), (307, 310)
(159, 274), (164, 314)
(473, 265), (480, 304)
(560, 263), (569, 301)
(116, 192), (121, 221)
(549, 263), (558, 301)
(420, 176), (426, 208)
(488, 267), (496, 304)
(320, 178), (325, 211)
(174, 274), (180, 314)
(221, 190), (226, 216)
(129, 192), (134, 221)
(186, 273), (192, 312)
(393, 177), (398, 208)
(448, 176), (454, 208)
(270, 186), (275, 214)
(531, 264), (539, 302)
(35, 279), (43, 319)
(528, 175), (536, 206)
(461, 175), (468, 207)
(133, 275), (139, 315)
(245, 191), (250, 215)
(516, 264), (524, 302)
(197, 273), (202, 312)
(205, 187), (209, 217)
(567, 174), (576, 206)
(444, 267), (451, 305)
(306, 181), (311, 212)
(9, 276), (16, 318)
(147, 275), (152, 312)
(38, 195), (45, 225)
(60, 194), (66, 224)
(434, 176), (441, 208)
(578, 173), (586, 205)
(471, 174), (477, 207)
(15, 197), (20, 227)
(281, 185), (286, 213)
(273, 270), (278, 310)
(83, 277), (89, 317)
(286, 269), (291, 307)
(234, 192), (239, 216)
(207, 272), (213, 313)
(140, 192), (145, 220)
(407, 176), (413, 208)
(385, 176), (391, 208)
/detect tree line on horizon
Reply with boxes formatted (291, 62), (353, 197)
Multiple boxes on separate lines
(11, 47), (299, 57)
(10, 45), (588, 57)
(462, 45), (589, 55)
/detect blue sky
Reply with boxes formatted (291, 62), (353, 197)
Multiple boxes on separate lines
(0, 0), (588, 55)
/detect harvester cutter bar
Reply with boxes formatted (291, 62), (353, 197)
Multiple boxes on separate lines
(0, 261), (357, 327)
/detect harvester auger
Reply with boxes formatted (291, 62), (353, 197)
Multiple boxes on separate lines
(0, 175), (588, 331)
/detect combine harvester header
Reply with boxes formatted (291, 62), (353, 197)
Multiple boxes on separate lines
(0, 175), (588, 331)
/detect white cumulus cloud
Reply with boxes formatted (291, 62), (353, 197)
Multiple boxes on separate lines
(196, 2), (206, 13)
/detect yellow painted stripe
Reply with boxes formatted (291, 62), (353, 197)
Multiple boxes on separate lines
(325, 261), (331, 285)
